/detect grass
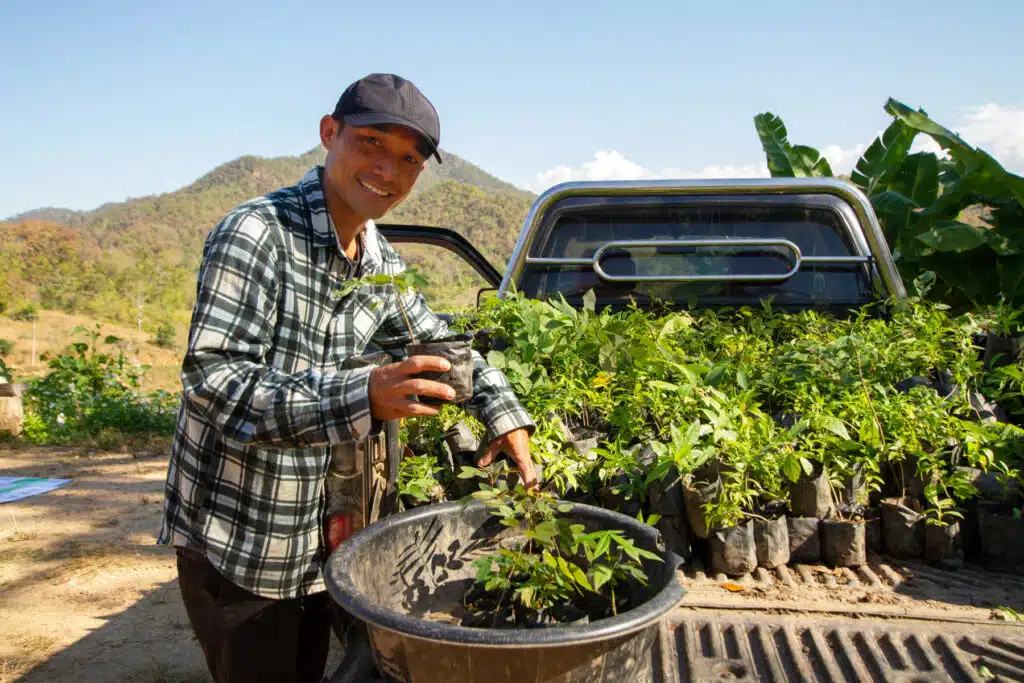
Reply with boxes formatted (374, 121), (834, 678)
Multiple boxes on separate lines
(0, 310), (185, 393)
(0, 513), (41, 543)
(0, 635), (60, 683)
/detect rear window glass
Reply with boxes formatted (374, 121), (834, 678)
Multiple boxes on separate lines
(520, 197), (874, 310)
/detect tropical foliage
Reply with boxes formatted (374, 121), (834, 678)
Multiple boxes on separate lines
(754, 98), (1024, 311)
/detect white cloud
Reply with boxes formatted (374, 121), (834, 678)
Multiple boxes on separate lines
(821, 144), (866, 175)
(958, 104), (1024, 168)
(528, 103), (1024, 193)
(526, 150), (768, 193)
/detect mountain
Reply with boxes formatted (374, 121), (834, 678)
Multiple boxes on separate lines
(0, 145), (537, 328)
(7, 207), (87, 224)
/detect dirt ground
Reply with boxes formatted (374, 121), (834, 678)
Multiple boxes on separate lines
(4, 442), (1022, 683)
(0, 443), (343, 683)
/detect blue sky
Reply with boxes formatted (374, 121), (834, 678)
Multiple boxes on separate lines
(1, 0), (1022, 218)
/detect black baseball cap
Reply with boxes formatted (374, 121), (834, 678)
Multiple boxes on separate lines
(332, 73), (442, 163)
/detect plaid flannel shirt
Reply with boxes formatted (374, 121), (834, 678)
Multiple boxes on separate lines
(158, 166), (535, 599)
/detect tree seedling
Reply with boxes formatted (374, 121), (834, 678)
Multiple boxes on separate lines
(335, 269), (430, 343)
(460, 466), (661, 624)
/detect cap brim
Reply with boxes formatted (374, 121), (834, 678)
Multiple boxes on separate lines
(343, 112), (442, 164)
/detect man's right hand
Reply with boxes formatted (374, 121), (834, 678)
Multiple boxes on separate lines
(368, 355), (455, 420)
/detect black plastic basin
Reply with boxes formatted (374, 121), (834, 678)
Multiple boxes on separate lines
(325, 500), (685, 683)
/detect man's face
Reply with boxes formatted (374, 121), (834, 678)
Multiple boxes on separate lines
(320, 117), (427, 221)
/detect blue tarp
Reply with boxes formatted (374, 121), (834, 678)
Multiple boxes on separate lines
(0, 477), (71, 504)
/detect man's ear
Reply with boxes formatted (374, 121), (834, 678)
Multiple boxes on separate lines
(319, 115), (340, 149)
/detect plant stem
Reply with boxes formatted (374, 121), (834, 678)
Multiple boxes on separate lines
(854, 348), (886, 450)
(395, 289), (416, 345)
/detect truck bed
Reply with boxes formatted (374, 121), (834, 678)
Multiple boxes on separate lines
(641, 559), (1024, 682)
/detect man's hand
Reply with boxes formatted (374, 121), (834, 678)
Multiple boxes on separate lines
(368, 355), (455, 420)
(477, 427), (538, 489)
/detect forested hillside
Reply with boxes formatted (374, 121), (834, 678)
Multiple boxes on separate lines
(0, 146), (536, 335)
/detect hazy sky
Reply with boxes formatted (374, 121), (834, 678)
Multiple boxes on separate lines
(1, 0), (1022, 218)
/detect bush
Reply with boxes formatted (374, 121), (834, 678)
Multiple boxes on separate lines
(154, 321), (176, 348)
(10, 303), (38, 322)
(21, 325), (179, 445)
(0, 338), (12, 356)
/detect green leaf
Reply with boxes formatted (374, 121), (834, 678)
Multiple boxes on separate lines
(783, 454), (801, 483)
(594, 533), (612, 559)
(582, 289), (596, 312)
(518, 585), (536, 608)
(871, 190), (919, 215)
(818, 415), (851, 441)
(884, 98), (1024, 207)
(800, 456), (815, 477)
(103, 335), (121, 345)
(736, 368), (749, 390)
(891, 153), (940, 208)
(650, 380), (681, 392)
(570, 564), (593, 592)
(754, 112), (798, 177)
(753, 113), (831, 178)
(532, 520), (558, 544)
(706, 362), (729, 387)
(591, 564), (613, 592)
(791, 145), (834, 177)
(851, 118), (916, 196)
(659, 316), (691, 338)
(486, 349), (506, 369)
(916, 221), (989, 253)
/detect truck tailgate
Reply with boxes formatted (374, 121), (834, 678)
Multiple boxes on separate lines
(641, 558), (1024, 682)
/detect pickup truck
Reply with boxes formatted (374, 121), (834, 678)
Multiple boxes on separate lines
(331, 178), (1024, 683)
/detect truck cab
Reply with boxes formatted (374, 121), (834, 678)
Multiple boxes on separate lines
(382, 177), (905, 317)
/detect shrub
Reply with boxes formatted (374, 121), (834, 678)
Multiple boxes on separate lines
(21, 324), (178, 445)
(154, 321), (176, 349)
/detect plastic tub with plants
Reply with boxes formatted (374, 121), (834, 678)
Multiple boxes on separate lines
(324, 464), (685, 683)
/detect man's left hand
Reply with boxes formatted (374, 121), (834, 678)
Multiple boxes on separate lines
(477, 428), (538, 489)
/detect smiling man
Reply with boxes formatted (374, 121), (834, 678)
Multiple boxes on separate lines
(158, 73), (537, 683)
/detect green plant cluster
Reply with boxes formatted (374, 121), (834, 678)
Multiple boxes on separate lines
(461, 465), (660, 619)
(20, 324), (178, 445)
(400, 282), (1024, 533)
(755, 98), (1024, 311)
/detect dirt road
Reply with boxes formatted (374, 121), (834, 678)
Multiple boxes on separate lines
(0, 443), (342, 683)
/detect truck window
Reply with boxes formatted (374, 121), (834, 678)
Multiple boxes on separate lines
(521, 195), (875, 310)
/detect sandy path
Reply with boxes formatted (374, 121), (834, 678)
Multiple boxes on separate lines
(0, 444), (343, 683)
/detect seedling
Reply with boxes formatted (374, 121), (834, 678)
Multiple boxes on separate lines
(460, 466), (661, 622)
(335, 268), (430, 343)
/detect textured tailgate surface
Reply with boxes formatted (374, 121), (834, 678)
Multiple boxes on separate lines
(658, 612), (1024, 682)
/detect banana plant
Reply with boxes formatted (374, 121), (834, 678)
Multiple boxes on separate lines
(753, 99), (1024, 309)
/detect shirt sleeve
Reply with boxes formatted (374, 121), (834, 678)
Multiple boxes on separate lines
(369, 267), (536, 443)
(181, 210), (374, 447)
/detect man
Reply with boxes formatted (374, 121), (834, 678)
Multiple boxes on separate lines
(158, 73), (537, 683)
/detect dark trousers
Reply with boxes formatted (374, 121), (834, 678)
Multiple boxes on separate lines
(176, 546), (333, 683)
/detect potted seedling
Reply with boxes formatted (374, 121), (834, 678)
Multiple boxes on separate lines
(922, 483), (967, 569)
(700, 460), (762, 578)
(978, 458), (1024, 574)
(818, 466), (871, 569)
(983, 298), (1024, 369)
(336, 268), (474, 405)
(652, 419), (719, 540)
(750, 440), (791, 570)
